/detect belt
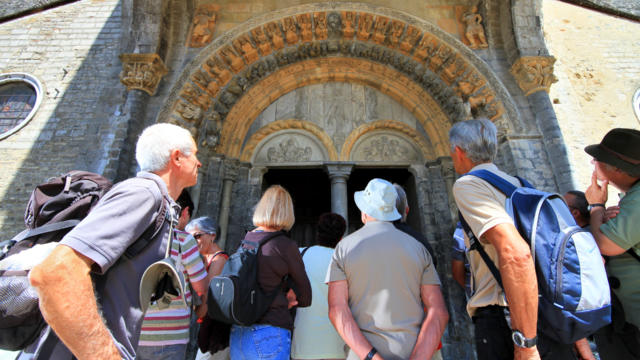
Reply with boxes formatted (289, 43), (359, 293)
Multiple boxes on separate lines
(473, 305), (507, 318)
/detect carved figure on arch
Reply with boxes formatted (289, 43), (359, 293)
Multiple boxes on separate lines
(220, 45), (245, 73)
(372, 16), (389, 44)
(342, 11), (356, 39)
(283, 17), (299, 45)
(233, 34), (259, 65)
(399, 25), (421, 55)
(189, 4), (219, 48)
(357, 13), (374, 41)
(265, 22), (285, 50)
(461, 5), (488, 49)
(205, 56), (232, 85)
(314, 12), (328, 40)
(175, 100), (203, 123)
(251, 27), (272, 56)
(388, 20), (404, 48)
(413, 33), (438, 63)
(297, 13), (313, 42)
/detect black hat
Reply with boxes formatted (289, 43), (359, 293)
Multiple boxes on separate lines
(585, 128), (640, 177)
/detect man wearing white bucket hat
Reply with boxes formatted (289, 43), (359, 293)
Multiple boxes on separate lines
(326, 178), (448, 360)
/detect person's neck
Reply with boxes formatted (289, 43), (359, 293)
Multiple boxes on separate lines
(255, 226), (280, 232)
(153, 169), (182, 200)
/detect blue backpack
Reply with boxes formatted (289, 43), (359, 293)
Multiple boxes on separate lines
(459, 169), (611, 344)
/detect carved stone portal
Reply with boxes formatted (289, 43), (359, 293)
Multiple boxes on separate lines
(189, 4), (219, 48)
(510, 56), (558, 96)
(119, 53), (168, 96)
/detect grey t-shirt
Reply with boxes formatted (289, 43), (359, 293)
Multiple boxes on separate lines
(326, 220), (440, 360)
(25, 172), (178, 360)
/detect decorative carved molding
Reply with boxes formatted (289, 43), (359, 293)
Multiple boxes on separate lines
(340, 119), (431, 162)
(189, 4), (219, 48)
(166, 9), (510, 154)
(119, 53), (168, 96)
(461, 6), (488, 49)
(510, 56), (559, 96)
(240, 119), (338, 162)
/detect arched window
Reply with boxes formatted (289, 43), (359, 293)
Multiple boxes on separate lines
(0, 73), (43, 140)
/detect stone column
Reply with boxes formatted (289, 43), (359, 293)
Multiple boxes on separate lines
(437, 156), (458, 222)
(510, 56), (575, 193)
(217, 159), (239, 251)
(324, 163), (354, 226)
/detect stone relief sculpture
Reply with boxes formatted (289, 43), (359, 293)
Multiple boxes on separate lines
(510, 56), (559, 96)
(362, 135), (410, 161)
(267, 137), (313, 162)
(189, 4), (219, 48)
(461, 5), (488, 49)
(119, 53), (168, 96)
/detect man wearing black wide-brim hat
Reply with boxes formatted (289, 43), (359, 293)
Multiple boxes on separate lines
(584, 128), (640, 360)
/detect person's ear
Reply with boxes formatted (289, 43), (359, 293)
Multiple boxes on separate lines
(170, 149), (182, 167)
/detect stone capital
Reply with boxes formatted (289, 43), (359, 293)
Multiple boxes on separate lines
(119, 53), (168, 96)
(324, 162), (354, 181)
(437, 156), (455, 180)
(223, 159), (240, 181)
(510, 56), (558, 96)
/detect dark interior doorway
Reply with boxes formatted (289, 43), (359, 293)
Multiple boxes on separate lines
(262, 168), (331, 247)
(261, 166), (421, 247)
(347, 168), (419, 234)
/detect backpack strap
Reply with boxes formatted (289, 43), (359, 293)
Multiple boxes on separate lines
(467, 169), (519, 196)
(300, 246), (311, 258)
(459, 211), (504, 289)
(124, 174), (174, 258)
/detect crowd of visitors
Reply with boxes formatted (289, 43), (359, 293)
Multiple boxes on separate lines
(10, 121), (638, 360)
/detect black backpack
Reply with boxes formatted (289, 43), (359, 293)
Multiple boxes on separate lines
(207, 231), (283, 326)
(0, 171), (168, 351)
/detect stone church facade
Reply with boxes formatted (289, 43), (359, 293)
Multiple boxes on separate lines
(1, 1), (638, 358)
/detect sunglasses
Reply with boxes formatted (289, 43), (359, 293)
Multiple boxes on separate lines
(193, 233), (215, 240)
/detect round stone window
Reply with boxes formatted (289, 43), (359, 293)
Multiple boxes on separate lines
(0, 73), (43, 140)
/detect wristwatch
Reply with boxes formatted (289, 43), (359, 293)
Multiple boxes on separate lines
(587, 203), (605, 211)
(511, 330), (537, 348)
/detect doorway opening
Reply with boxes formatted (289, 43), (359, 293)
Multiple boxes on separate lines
(347, 168), (419, 234)
(262, 168), (331, 247)
(260, 166), (421, 246)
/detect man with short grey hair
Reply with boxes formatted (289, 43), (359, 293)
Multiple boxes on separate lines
(327, 178), (448, 360)
(450, 118), (574, 360)
(26, 123), (202, 360)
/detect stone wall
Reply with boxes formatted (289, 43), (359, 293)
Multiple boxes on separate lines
(0, 0), (126, 231)
(543, 0), (640, 195)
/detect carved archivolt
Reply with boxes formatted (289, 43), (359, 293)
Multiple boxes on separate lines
(162, 8), (511, 152)
(510, 56), (558, 96)
(340, 120), (432, 162)
(241, 119), (338, 162)
(119, 53), (168, 96)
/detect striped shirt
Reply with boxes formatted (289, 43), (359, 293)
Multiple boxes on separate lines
(138, 230), (207, 346)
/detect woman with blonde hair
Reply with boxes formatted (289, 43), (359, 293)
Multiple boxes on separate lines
(229, 185), (312, 360)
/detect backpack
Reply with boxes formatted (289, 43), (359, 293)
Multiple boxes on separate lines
(207, 231), (284, 326)
(0, 171), (168, 351)
(459, 169), (611, 344)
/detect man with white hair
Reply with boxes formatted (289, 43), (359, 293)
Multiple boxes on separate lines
(450, 118), (575, 360)
(25, 123), (202, 360)
(326, 178), (448, 360)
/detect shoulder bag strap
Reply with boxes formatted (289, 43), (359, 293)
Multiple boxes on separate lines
(459, 211), (504, 289)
